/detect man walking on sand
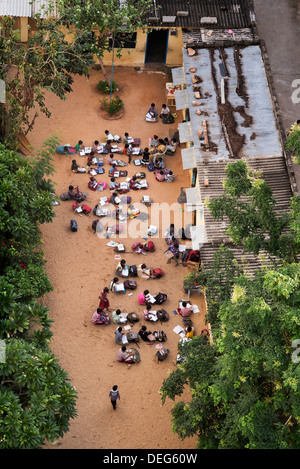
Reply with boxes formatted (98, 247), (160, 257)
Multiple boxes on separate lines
(109, 385), (120, 410)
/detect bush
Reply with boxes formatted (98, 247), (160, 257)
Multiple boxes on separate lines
(286, 129), (300, 165)
(0, 137), (78, 448)
(97, 79), (118, 94)
(101, 95), (124, 116)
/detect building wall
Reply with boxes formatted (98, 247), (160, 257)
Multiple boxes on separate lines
(101, 27), (183, 67)
(165, 28), (183, 66)
(5, 20), (184, 67)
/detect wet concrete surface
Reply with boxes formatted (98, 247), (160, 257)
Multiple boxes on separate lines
(254, 0), (300, 192)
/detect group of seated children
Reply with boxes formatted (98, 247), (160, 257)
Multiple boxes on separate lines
(155, 169), (175, 183)
(145, 103), (175, 124)
(108, 175), (148, 194)
(58, 129), (139, 158)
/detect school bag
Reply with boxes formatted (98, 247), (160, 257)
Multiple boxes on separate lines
(183, 317), (193, 327)
(95, 167), (105, 174)
(92, 219), (104, 232)
(60, 192), (71, 201)
(150, 268), (164, 279)
(156, 348), (169, 362)
(81, 204), (91, 215)
(137, 212), (149, 222)
(153, 330), (167, 342)
(126, 332), (140, 347)
(70, 220), (78, 232)
(134, 171), (146, 179)
(143, 241), (155, 252)
(148, 162), (155, 172)
(157, 309), (169, 323)
(129, 265), (138, 277)
(127, 312), (139, 324)
(123, 279), (137, 290)
(155, 293), (167, 305)
(185, 250), (200, 263)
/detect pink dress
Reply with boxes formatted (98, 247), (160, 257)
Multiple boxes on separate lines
(138, 292), (146, 305)
(99, 290), (110, 310)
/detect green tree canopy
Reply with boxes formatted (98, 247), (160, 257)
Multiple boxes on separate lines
(286, 128), (300, 165)
(0, 15), (94, 148)
(207, 160), (299, 262)
(0, 138), (77, 447)
(161, 262), (300, 449)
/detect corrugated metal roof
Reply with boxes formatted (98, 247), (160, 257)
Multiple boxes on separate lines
(178, 121), (193, 143)
(0, 0), (57, 18)
(200, 242), (279, 277)
(148, 0), (253, 29)
(171, 66), (185, 86)
(173, 45), (282, 160)
(0, 0), (31, 17)
(181, 147), (197, 170)
(198, 155), (292, 274)
(174, 89), (189, 110)
(197, 155), (293, 244)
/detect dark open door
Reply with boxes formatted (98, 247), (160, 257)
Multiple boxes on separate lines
(145, 29), (169, 63)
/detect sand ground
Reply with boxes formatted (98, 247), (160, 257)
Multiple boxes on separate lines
(28, 66), (207, 450)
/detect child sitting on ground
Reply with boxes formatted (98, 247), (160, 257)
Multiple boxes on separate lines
(75, 140), (84, 152)
(165, 170), (175, 183)
(109, 177), (119, 192)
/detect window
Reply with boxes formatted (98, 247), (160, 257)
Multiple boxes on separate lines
(109, 32), (137, 49)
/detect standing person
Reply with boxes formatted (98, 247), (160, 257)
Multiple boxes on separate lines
(99, 287), (110, 311)
(124, 143), (132, 164)
(109, 385), (120, 410)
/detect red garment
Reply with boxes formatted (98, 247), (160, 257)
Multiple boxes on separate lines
(99, 290), (110, 310)
(178, 307), (191, 317)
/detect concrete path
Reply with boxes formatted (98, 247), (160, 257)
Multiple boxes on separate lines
(254, 0), (300, 192)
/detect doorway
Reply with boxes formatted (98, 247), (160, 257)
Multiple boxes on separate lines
(145, 29), (169, 63)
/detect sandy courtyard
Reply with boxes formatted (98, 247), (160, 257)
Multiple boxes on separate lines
(28, 66), (206, 450)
